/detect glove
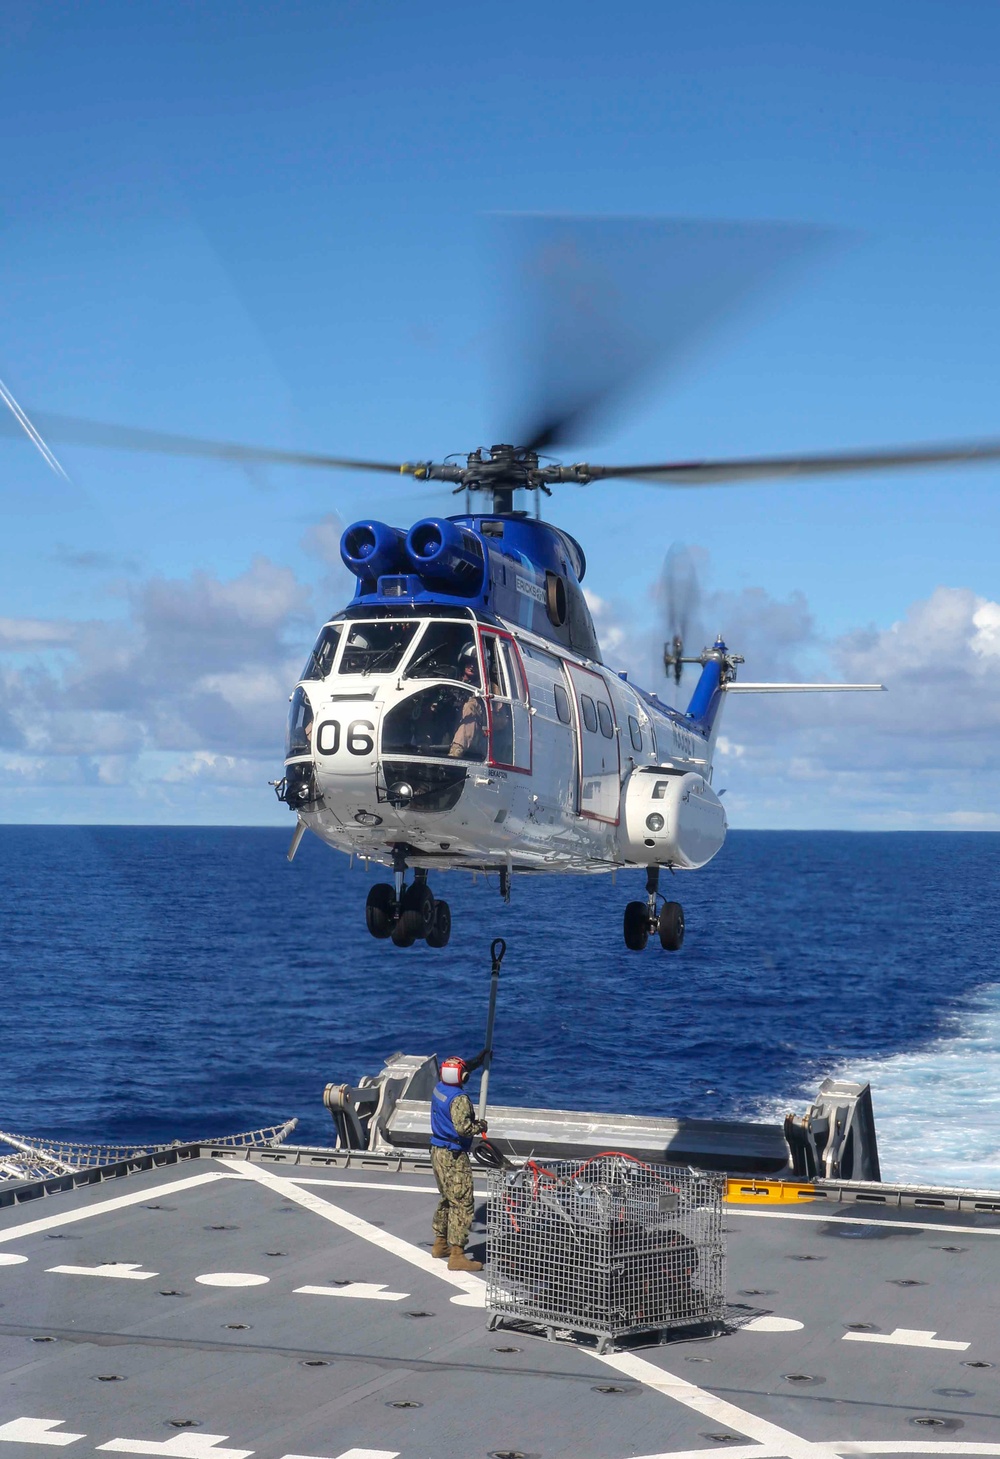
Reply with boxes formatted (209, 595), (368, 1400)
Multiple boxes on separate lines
(477, 1119), (489, 1135)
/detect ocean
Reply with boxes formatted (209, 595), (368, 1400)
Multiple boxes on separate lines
(2, 826), (997, 1188)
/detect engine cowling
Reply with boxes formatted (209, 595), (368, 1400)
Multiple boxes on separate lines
(340, 520), (408, 589)
(405, 518), (484, 594)
(620, 768), (727, 869)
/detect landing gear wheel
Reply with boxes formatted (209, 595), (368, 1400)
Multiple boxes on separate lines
(623, 901), (650, 951)
(426, 899), (452, 949)
(658, 901), (685, 951)
(365, 883), (395, 939)
(391, 910), (421, 947)
(401, 882), (435, 937)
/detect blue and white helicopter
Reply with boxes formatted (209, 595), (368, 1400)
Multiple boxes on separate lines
(8, 219), (1000, 950)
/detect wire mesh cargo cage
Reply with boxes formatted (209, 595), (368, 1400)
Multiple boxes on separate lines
(486, 1154), (726, 1350)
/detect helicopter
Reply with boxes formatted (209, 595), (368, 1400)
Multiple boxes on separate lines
(6, 218), (1000, 950)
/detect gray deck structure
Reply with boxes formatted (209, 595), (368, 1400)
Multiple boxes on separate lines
(2, 1145), (999, 1459)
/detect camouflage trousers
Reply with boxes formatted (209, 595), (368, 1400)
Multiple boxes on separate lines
(430, 1145), (475, 1249)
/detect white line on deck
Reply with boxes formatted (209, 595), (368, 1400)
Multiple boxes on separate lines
(295, 1282), (409, 1301)
(97, 1433), (252, 1455)
(0, 1417), (85, 1446)
(219, 1159), (837, 1459)
(632, 1445), (1000, 1459)
(0, 1171), (227, 1243)
(725, 1208), (1000, 1237)
(223, 1159), (484, 1304)
(281, 1449), (399, 1458)
(281, 1176), (1000, 1240)
(843, 1326), (970, 1350)
(46, 1262), (158, 1280)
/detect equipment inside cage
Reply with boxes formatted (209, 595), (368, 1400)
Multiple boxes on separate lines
(486, 1153), (726, 1350)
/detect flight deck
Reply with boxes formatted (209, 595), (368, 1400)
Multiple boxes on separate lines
(3, 1145), (999, 1459)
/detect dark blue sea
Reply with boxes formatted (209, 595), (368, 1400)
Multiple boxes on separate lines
(3, 828), (999, 1186)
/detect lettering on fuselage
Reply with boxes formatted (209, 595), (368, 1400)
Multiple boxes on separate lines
(487, 767), (508, 780)
(515, 574), (546, 605)
(672, 726), (698, 760)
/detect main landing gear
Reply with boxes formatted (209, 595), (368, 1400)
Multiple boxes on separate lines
(365, 866), (451, 949)
(623, 866), (684, 952)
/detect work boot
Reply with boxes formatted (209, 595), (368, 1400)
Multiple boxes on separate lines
(447, 1245), (483, 1272)
(431, 1235), (449, 1259)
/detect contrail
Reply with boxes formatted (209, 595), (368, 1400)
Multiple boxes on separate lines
(0, 376), (70, 481)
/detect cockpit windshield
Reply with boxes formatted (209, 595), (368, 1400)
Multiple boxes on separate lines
(300, 623), (342, 681)
(338, 621), (419, 676)
(405, 622), (481, 687)
(286, 685), (313, 758)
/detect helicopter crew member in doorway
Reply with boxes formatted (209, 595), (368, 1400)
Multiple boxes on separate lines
(430, 1050), (490, 1271)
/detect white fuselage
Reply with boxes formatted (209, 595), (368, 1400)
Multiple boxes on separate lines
(285, 610), (728, 877)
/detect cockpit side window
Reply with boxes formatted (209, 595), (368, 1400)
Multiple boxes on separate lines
(339, 620), (419, 675)
(301, 623), (342, 681)
(286, 686), (314, 758)
(405, 622), (481, 688)
(382, 685), (487, 763)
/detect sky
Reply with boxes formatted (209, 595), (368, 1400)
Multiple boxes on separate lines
(2, 1), (1000, 828)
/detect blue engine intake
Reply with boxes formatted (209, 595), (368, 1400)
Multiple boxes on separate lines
(340, 520), (408, 588)
(405, 518), (485, 594)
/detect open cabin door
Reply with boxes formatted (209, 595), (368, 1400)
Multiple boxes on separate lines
(564, 663), (621, 823)
(479, 629), (532, 773)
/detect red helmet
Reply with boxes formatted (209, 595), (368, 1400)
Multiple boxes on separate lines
(440, 1056), (468, 1086)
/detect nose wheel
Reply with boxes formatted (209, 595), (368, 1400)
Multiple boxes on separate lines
(623, 866), (684, 951)
(365, 876), (451, 949)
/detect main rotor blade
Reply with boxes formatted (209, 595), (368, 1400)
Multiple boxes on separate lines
(582, 438), (1000, 486)
(494, 215), (831, 453)
(0, 408), (406, 476)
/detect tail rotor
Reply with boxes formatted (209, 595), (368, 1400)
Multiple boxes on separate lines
(660, 543), (701, 686)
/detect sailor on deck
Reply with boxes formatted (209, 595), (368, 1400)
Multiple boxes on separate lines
(429, 1050), (489, 1271)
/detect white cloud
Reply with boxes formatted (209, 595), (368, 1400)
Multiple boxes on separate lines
(0, 556), (314, 817)
(585, 560), (1000, 828)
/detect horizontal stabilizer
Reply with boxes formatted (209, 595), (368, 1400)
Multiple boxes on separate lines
(723, 682), (885, 693)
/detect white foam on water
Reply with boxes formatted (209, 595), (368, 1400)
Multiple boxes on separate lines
(756, 983), (1000, 1190)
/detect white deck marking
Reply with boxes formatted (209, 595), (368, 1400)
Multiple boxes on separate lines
(725, 1208), (1000, 1238)
(843, 1327), (970, 1351)
(222, 1159), (837, 1459)
(0, 1252), (28, 1265)
(0, 1417), (85, 1446)
(287, 1177), (479, 1195)
(836, 1445), (1000, 1454)
(0, 1171), (227, 1244)
(283, 1177), (1000, 1240)
(223, 1160), (485, 1302)
(294, 1281), (408, 1301)
(594, 1350), (844, 1459)
(97, 1434), (253, 1457)
(631, 1445), (1000, 1459)
(195, 1272), (269, 1288)
(742, 1315), (804, 1332)
(280, 1451), (399, 1458)
(46, 1262), (157, 1280)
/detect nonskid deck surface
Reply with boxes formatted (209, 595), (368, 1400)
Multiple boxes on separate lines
(1, 1156), (999, 1459)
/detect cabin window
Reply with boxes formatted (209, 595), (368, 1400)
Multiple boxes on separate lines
(285, 686), (313, 758)
(381, 685), (487, 762)
(301, 623), (342, 681)
(405, 622), (481, 687)
(339, 620), (419, 675)
(598, 702), (615, 739)
(553, 683), (572, 724)
(581, 695), (598, 734)
(628, 715), (642, 752)
(482, 635), (506, 698)
(499, 640), (527, 703)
